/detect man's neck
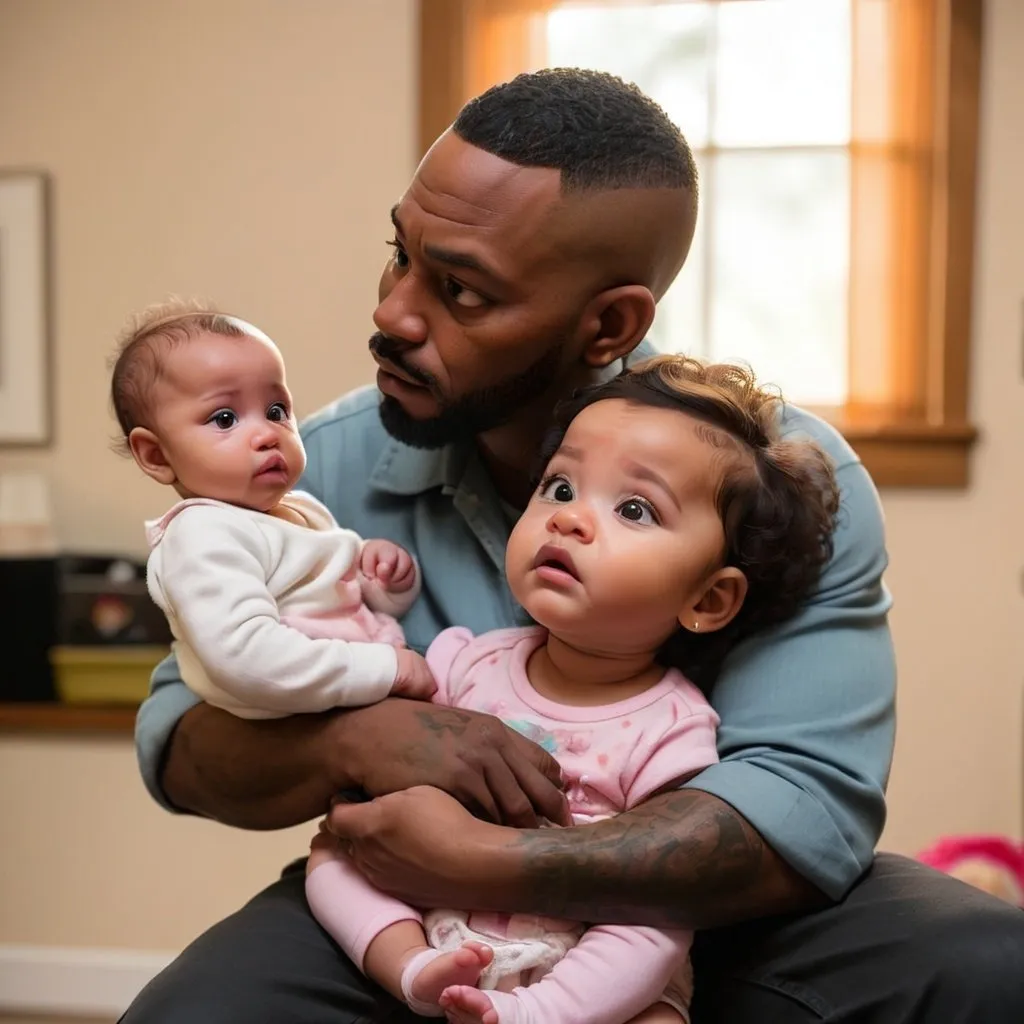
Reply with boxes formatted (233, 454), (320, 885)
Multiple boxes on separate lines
(475, 421), (545, 509)
(474, 367), (608, 509)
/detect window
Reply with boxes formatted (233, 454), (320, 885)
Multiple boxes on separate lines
(419, 0), (982, 487)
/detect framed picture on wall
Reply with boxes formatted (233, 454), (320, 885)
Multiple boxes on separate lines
(0, 171), (51, 445)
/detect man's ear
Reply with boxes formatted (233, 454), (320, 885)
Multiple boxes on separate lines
(679, 567), (748, 635)
(579, 285), (656, 369)
(128, 427), (177, 486)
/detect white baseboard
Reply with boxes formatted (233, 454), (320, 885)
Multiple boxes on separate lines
(0, 944), (176, 1018)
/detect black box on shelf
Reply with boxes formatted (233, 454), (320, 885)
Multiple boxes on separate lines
(0, 556), (58, 702)
(0, 554), (172, 705)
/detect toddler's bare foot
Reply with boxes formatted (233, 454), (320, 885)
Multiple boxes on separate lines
(408, 942), (493, 1009)
(439, 984), (500, 1024)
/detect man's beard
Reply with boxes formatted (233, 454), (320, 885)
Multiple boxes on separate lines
(370, 332), (565, 449)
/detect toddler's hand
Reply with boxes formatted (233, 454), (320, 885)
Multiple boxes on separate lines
(361, 539), (417, 593)
(391, 648), (437, 700)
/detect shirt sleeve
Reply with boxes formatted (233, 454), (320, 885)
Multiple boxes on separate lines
(685, 459), (895, 900)
(135, 651), (200, 811)
(151, 507), (398, 715)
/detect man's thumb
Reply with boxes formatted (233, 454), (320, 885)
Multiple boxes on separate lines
(325, 798), (374, 839)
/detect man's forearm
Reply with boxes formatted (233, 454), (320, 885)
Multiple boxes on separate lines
(494, 788), (827, 930)
(161, 703), (353, 830)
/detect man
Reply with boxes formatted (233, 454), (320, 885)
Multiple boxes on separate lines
(124, 70), (1024, 1023)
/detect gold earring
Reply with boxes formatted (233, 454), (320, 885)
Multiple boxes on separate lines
(692, 621), (700, 632)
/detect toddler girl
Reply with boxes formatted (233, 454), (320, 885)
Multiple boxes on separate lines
(305, 355), (840, 1024)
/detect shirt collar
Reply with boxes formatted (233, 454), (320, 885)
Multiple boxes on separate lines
(367, 340), (656, 497)
(368, 438), (467, 496)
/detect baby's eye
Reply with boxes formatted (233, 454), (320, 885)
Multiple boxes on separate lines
(209, 409), (237, 430)
(540, 476), (574, 503)
(616, 498), (658, 526)
(267, 402), (289, 422)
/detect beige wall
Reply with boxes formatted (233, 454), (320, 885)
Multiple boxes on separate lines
(0, 0), (416, 952)
(0, 0), (1020, 957)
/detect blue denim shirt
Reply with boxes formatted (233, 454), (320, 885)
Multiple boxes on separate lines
(137, 377), (895, 900)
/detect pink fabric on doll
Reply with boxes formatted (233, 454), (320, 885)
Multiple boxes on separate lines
(918, 835), (1024, 906)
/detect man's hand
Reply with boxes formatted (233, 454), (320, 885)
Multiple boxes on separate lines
(390, 648), (437, 700)
(326, 786), (514, 907)
(336, 699), (570, 828)
(360, 539), (416, 593)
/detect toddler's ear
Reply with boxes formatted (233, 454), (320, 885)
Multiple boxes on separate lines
(679, 567), (748, 634)
(129, 427), (176, 486)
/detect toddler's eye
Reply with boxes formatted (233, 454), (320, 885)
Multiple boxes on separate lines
(616, 499), (657, 526)
(267, 402), (289, 422)
(540, 476), (574, 502)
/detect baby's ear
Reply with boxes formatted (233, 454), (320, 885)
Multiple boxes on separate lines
(128, 427), (176, 486)
(679, 567), (748, 634)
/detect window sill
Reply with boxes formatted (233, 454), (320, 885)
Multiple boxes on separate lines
(838, 421), (978, 489)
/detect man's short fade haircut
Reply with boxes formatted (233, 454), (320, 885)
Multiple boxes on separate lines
(452, 68), (698, 197)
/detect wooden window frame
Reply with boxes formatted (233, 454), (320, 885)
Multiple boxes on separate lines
(418, 0), (982, 488)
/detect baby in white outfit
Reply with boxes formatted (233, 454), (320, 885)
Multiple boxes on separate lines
(111, 301), (435, 715)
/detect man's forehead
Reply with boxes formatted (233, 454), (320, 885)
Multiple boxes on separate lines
(404, 133), (562, 227)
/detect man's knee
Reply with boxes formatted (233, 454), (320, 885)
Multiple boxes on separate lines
(915, 896), (1024, 1013)
(120, 958), (240, 1024)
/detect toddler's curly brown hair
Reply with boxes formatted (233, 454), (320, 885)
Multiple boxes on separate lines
(540, 355), (841, 689)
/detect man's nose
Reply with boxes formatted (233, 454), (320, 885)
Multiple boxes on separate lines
(547, 503), (595, 542)
(374, 274), (428, 346)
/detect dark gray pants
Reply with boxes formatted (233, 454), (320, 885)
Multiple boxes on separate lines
(121, 853), (1024, 1023)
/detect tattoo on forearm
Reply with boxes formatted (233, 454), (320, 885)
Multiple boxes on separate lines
(513, 789), (819, 929)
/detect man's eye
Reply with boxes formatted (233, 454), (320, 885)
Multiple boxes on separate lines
(616, 498), (658, 526)
(209, 409), (237, 430)
(540, 476), (574, 502)
(386, 239), (409, 269)
(445, 279), (487, 308)
(267, 402), (289, 422)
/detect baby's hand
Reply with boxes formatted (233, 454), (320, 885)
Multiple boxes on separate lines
(361, 539), (417, 593)
(391, 648), (437, 700)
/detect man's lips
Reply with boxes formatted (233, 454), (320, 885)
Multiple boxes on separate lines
(373, 356), (428, 389)
(532, 544), (580, 584)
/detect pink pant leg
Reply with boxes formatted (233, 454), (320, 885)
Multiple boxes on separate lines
(481, 924), (693, 1024)
(305, 847), (422, 969)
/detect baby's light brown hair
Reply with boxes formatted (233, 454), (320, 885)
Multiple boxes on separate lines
(109, 299), (251, 451)
(539, 354), (841, 689)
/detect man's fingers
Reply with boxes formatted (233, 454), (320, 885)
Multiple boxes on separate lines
(459, 771), (502, 825)
(508, 754), (572, 826)
(482, 758), (540, 828)
(509, 733), (564, 789)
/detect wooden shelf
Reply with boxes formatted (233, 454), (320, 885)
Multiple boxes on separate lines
(0, 702), (137, 734)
